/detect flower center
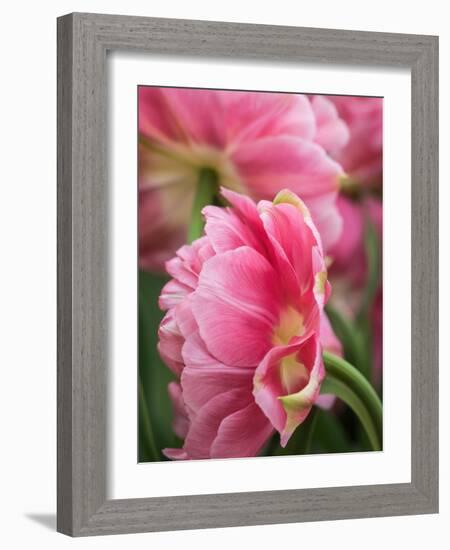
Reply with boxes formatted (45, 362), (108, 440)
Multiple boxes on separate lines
(140, 136), (245, 194)
(272, 306), (305, 346)
(272, 307), (309, 394)
(279, 353), (309, 394)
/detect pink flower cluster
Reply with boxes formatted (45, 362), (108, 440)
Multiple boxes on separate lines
(143, 89), (384, 458)
(158, 189), (335, 459)
(325, 96), (383, 376)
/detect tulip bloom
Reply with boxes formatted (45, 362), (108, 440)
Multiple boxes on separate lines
(158, 188), (337, 459)
(325, 96), (383, 189)
(139, 88), (347, 270)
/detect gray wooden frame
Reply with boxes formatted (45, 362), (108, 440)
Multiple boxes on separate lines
(57, 12), (438, 537)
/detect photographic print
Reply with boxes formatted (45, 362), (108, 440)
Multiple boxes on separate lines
(57, 15), (439, 535)
(138, 87), (383, 462)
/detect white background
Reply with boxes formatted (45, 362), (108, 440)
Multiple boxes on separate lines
(0, 1), (446, 549)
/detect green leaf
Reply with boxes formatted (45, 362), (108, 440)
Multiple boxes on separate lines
(322, 352), (383, 451)
(313, 408), (351, 454)
(139, 378), (159, 461)
(325, 304), (369, 379)
(139, 270), (179, 461)
(264, 406), (354, 456)
(356, 219), (380, 324)
(187, 167), (218, 243)
(273, 407), (319, 456)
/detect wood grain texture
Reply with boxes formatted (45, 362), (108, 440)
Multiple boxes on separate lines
(57, 13), (74, 536)
(410, 35), (439, 506)
(57, 12), (439, 536)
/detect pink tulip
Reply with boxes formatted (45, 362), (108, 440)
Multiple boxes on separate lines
(325, 96), (383, 188)
(158, 188), (338, 459)
(139, 88), (347, 270)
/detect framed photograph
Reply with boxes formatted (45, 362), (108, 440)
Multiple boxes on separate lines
(57, 13), (438, 536)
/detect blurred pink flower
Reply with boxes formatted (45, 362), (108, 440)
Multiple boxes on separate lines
(371, 289), (383, 383)
(328, 195), (383, 376)
(158, 188), (338, 459)
(323, 97), (383, 380)
(310, 95), (350, 153)
(325, 96), (383, 188)
(139, 88), (346, 270)
(330, 195), (382, 287)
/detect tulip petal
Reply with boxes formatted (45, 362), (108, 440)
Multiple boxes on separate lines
(139, 87), (226, 147)
(306, 193), (343, 252)
(182, 365), (253, 417)
(205, 188), (302, 305)
(310, 95), (350, 153)
(211, 402), (274, 458)
(259, 198), (327, 327)
(278, 345), (325, 446)
(181, 332), (253, 414)
(159, 278), (191, 310)
(175, 297), (199, 340)
(327, 96), (383, 187)
(260, 200), (316, 291)
(165, 237), (215, 289)
(232, 135), (342, 199)
(192, 247), (281, 367)
(168, 382), (190, 439)
(157, 310), (185, 375)
(139, 186), (189, 272)
(223, 91), (316, 145)
(315, 312), (340, 411)
(202, 204), (267, 257)
(320, 311), (343, 357)
(231, 136), (343, 249)
(253, 335), (324, 446)
(316, 394), (336, 410)
(183, 389), (251, 459)
(162, 448), (189, 460)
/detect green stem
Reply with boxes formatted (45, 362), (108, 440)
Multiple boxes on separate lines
(322, 351), (383, 451)
(139, 378), (159, 461)
(187, 168), (218, 243)
(302, 406), (319, 454)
